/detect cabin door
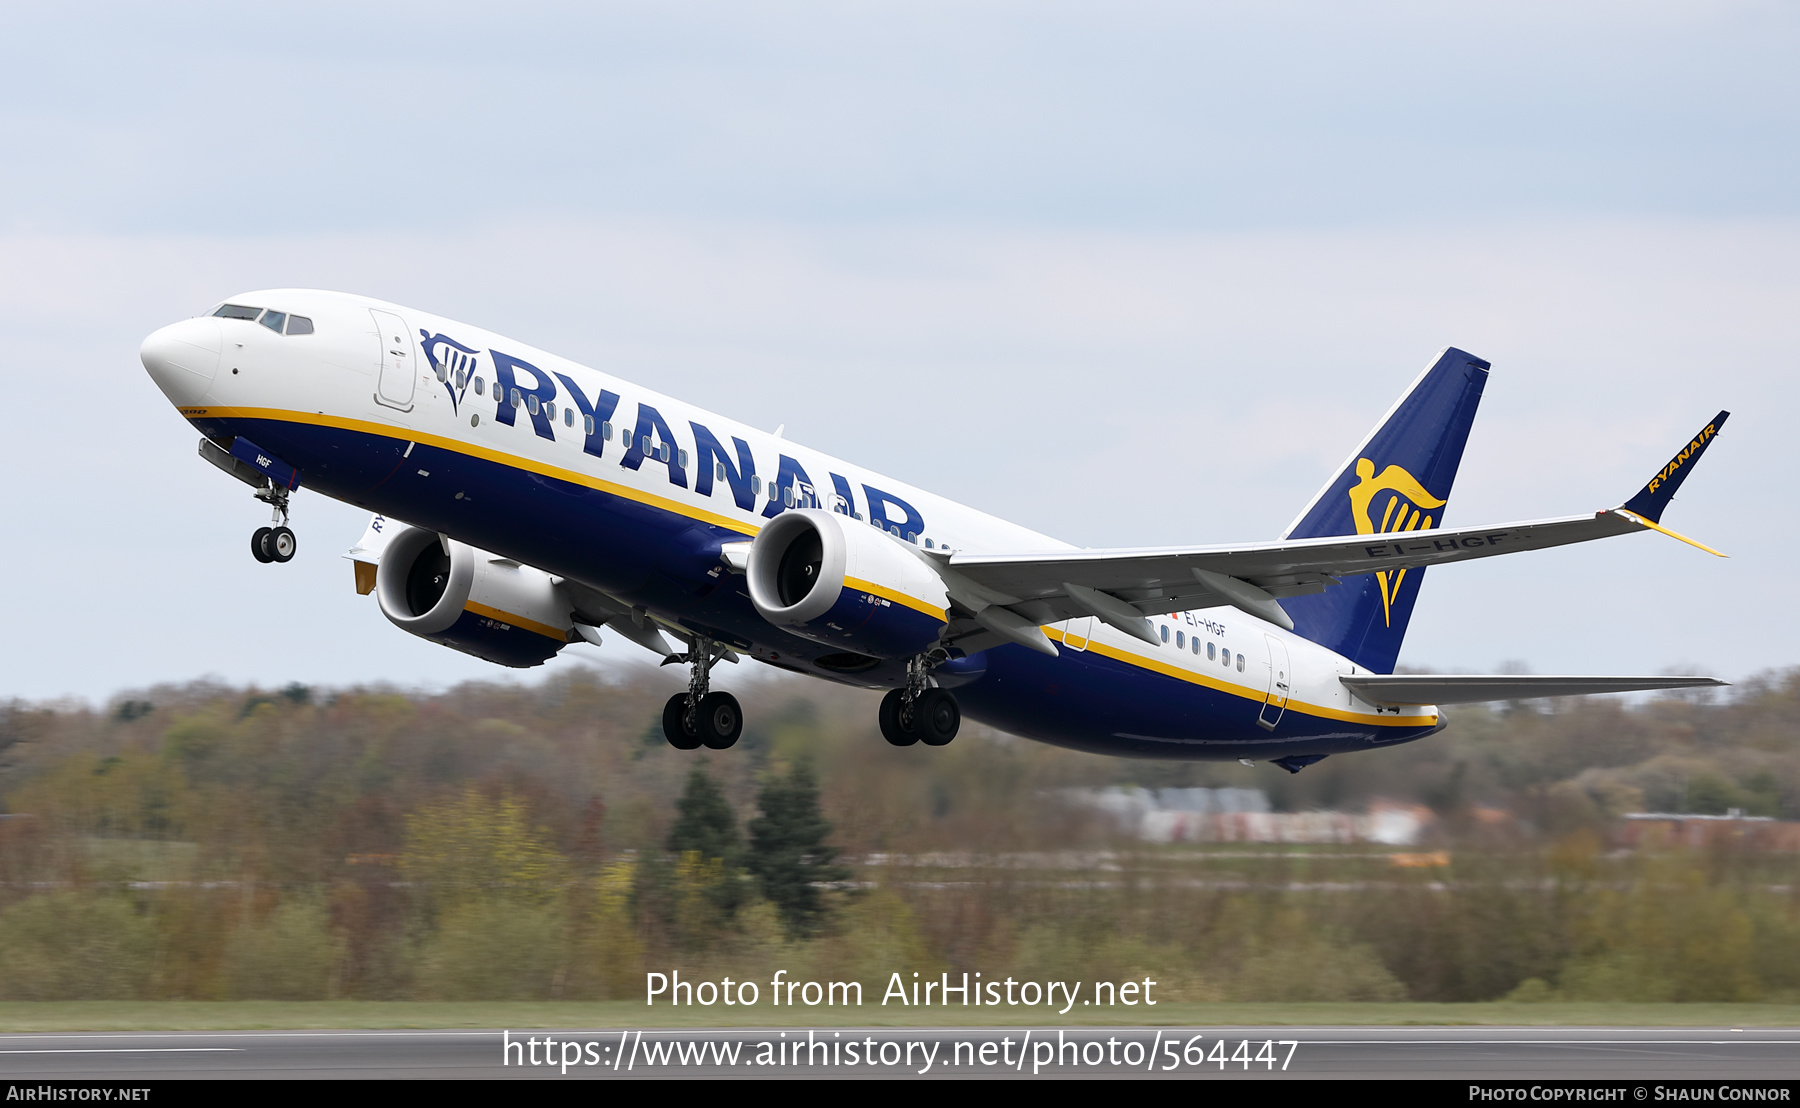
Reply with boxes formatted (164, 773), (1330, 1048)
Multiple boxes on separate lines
(371, 309), (418, 410)
(1258, 634), (1291, 731)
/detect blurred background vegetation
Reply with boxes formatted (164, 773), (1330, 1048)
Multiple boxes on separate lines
(0, 664), (1796, 1005)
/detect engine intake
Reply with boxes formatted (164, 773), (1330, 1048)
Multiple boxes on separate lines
(747, 510), (949, 659)
(375, 526), (572, 667)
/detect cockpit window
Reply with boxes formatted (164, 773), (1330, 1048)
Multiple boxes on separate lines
(210, 303), (312, 335)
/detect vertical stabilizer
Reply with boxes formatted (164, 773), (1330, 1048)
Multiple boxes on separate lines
(1280, 348), (1490, 673)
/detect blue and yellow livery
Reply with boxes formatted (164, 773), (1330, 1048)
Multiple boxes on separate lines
(142, 291), (1729, 765)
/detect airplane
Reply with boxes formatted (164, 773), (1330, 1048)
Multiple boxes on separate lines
(140, 290), (1728, 770)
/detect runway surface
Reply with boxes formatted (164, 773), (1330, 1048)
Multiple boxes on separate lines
(0, 1026), (1796, 1080)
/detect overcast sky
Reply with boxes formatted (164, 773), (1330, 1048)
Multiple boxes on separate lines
(1, 1), (1794, 703)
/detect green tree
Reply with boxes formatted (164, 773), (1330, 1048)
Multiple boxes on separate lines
(666, 763), (746, 925)
(745, 759), (850, 939)
(666, 763), (740, 863)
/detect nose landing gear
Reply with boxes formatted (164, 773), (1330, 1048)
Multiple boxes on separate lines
(662, 634), (743, 750)
(250, 482), (297, 564)
(879, 652), (960, 747)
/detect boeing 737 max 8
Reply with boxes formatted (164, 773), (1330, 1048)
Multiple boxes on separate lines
(140, 290), (1727, 770)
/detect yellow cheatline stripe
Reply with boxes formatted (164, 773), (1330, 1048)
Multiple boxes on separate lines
(844, 576), (947, 622)
(184, 406), (762, 538)
(463, 600), (568, 643)
(1614, 509), (1728, 558)
(1043, 627), (1436, 729)
(194, 408), (954, 618)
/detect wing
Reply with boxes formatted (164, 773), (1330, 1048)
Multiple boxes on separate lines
(1340, 674), (1726, 707)
(934, 412), (1728, 653)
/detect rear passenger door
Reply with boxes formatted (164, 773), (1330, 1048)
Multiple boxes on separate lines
(1258, 634), (1291, 731)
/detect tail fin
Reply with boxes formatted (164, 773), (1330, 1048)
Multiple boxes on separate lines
(1279, 348), (1490, 673)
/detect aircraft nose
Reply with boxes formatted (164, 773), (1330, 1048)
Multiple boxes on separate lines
(140, 317), (223, 405)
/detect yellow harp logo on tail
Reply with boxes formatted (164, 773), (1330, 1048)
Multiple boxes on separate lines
(1348, 459), (1447, 627)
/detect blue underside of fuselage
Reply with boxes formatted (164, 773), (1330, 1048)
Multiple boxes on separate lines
(195, 414), (1438, 762)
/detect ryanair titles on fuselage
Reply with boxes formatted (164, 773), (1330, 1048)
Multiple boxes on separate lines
(422, 329), (930, 542)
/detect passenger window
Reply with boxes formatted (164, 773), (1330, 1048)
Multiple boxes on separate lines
(564, 408), (574, 427)
(924, 538), (934, 549)
(260, 311), (286, 333)
(474, 378), (485, 396)
(904, 532), (917, 544)
(752, 475), (763, 495)
(659, 443), (670, 462)
(716, 462), (726, 480)
(1191, 637), (1200, 655)
(1207, 641), (1216, 660)
(527, 395), (540, 415)
(584, 414), (595, 435)
(1176, 631), (1185, 649)
(1159, 625), (1169, 643)
(435, 364), (448, 383)
(285, 315), (313, 335)
(213, 304), (262, 320)
(1237, 654), (1245, 672)
(544, 401), (555, 420)
(601, 421), (612, 441)
(455, 370), (468, 389)
(1222, 649), (1231, 667)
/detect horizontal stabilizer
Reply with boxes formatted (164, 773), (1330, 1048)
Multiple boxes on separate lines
(1341, 673), (1726, 707)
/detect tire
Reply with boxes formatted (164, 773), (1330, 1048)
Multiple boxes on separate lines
(251, 527), (275, 563)
(878, 688), (919, 747)
(916, 689), (960, 747)
(270, 526), (297, 563)
(662, 693), (702, 750)
(696, 692), (743, 750)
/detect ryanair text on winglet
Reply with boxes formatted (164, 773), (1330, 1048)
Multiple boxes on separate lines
(1646, 421), (1720, 497)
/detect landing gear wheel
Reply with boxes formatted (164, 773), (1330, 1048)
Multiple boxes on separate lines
(878, 688), (919, 747)
(915, 689), (960, 746)
(251, 527), (275, 563)
(696, 692), (743, 750)
(662, 693), (702, 750)
(270, 526), (297, 563)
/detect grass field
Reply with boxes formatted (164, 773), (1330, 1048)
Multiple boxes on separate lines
(0, 1001), (1796, 1032)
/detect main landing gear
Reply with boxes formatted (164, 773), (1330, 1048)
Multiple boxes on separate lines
(879, 653), (960, 748)
(662, 634), (743, 751)
(249, 482), (297, 564)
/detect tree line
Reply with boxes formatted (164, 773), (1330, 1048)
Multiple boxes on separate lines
(0, 664), (1793, 1001)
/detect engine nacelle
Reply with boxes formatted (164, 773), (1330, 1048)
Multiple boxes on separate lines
(374, 526), (572, 668)
(747, 509), (949, 660)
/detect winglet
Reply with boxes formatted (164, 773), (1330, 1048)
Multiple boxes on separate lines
(1619, 411), (1729, 524)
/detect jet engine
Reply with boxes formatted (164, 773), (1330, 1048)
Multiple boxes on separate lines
(746, 509), (949, 659)
(374, 526), (572, 667)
